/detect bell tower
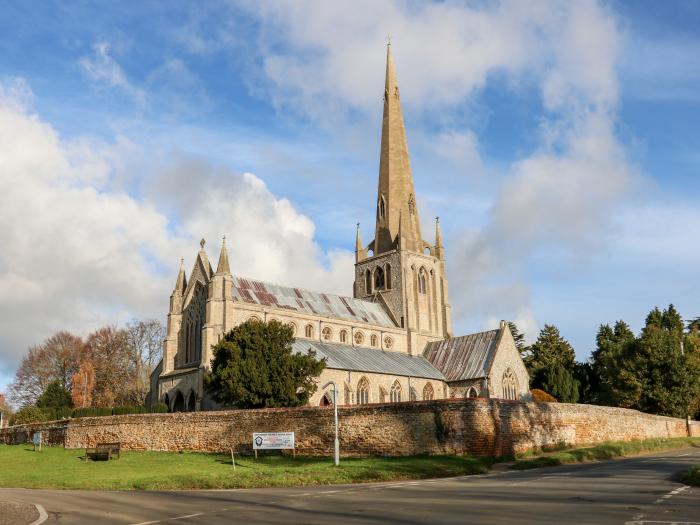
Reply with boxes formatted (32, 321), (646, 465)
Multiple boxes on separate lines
(354, 43), (452, 354)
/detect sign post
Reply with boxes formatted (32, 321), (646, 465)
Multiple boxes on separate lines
(322, 381), (340, 466)
(252, 432), (295, 460)
(32, 431), (42, 452)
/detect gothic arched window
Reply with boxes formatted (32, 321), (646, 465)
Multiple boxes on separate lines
(374, 266), (385, 290)
(385, 264), (392, 289)
(466, 387), (479, 398)
(423, 383), (434, 400)
(502, 368), (518, 400)
(370, 334), (378, 347)
(390, 380), (402, 403)
(378, 195), (386, 220)
(357, 377), (369, 405)
(305, 324), (314, 338)
(418, 268), (428, 294)
(340, 330), (348, 343)
(365, 269), (372, 294)
(322, 327), (332, 341)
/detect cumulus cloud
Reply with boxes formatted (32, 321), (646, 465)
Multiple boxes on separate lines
(0, 79), (352, 381)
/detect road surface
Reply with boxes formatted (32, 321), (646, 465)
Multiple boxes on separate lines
(1, 446), (698, 524)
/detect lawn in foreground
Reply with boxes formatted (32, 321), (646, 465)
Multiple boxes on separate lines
(0, 445), (496, 490)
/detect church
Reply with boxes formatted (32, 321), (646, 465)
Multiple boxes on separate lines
(151, 45), (530, 411)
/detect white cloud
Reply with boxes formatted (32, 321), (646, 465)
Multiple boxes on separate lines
(0, 80), (352, 382)
(80, 41), (145, 103)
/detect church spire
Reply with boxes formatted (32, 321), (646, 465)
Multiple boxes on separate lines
(435, 217), (444, 260)
(373, 41), (423, 255)
(174, 258), (186, 293)
(216, 236), (231, 275)
(355, 223), (363, 262)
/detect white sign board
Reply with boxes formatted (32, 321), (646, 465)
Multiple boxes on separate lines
(32, 432), (42, 446)
(253, 432), (295, 450)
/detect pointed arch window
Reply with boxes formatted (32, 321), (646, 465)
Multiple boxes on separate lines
(502, 368), (518, 400)
(390, 380), (402, 403)
(378, 195), (386, 220)
(370, 334), (378, 347)
(305, 324), (314, 339)
(385, 264), (392, 289)
(418, 268), (428, 294)
(365, 269), (372, 294)
(423, 383), (434, 401)
(340, 330), (348, 343)
(374, 266), (385, 290)
(357, 377), (370, 405)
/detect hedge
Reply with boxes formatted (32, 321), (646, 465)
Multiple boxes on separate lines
(10, 403), (169, 425)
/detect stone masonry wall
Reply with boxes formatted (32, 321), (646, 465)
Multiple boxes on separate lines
(1, 399), (697, 457)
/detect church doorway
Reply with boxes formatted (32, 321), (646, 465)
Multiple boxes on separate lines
(173, 391), (185, 412)
(319, 393), (334, 406)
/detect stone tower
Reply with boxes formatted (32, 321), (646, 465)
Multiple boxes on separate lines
(354, 43), (452, 354)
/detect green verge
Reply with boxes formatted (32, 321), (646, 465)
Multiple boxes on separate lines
(0, 446), (498, 490)
(510, 437), (700, 470)
(681, 465), (700, 486)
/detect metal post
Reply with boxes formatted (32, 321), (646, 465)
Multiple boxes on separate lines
(323, 381), (340, 466)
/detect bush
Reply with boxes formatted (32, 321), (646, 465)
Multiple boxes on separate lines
(531, 388), (557, 403)
(149, 403), (168, 413)
(71, 404), (168, 418)
(11, 406), (51, 425)
(72, 407), (112, 418)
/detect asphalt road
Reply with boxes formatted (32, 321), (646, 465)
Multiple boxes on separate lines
(1, 447), (699, 525)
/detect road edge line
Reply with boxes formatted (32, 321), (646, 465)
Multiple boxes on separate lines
(29, 504), (48, 525)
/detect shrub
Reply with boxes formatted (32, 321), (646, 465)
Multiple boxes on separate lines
(72, 407), (112, 418)
(531, 388), (557, 403)
(149, 403), (168, 413)
(11, 406), (51, 425)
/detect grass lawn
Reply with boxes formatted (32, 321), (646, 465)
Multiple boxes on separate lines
(681, 465), (700, 486)
(510, 437), (700, 470)
(2, 437), (698, 490)
(0, 445), (497, 490)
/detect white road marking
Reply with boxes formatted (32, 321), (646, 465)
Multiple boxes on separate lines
(29, 504), (48, 525)
(129, 521), (160, 525)
(625, 521), (700, 525)
(171, 513), (204, 520)
(652, 485), (690, 505)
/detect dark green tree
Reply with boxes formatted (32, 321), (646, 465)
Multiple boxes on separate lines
(532, 364), (579, 403)
(526, 324), (576, 375)
(507, 321), (528, 357)
(204, 319), (326, 408)
(572, 361), (598, 404)
(36, 380), (73, 410)
(591, 320), (638, 407)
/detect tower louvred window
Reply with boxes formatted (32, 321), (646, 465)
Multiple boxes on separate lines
(374, 267), (385, 290)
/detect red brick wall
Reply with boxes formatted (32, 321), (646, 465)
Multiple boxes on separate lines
(0, 399), (694, 456)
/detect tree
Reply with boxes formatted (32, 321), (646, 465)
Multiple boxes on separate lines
(36, 380), (73, 410)
(526, 325), (576, 375)
(591, 320), (639, 407)
(71, 360), (96, 409)
(532, 364), (579, 403)
(205, 319), (326, 408)
(507, 321), (528, 357)
(125, 319), (165, 405)
(85, 326), (134, 407)
(0, 393), (12, 426)
(8, 331), (84, 406)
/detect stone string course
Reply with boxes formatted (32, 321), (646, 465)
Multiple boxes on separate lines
(2, 400), (698, 457)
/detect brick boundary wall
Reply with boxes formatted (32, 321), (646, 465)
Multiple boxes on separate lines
(2, 399), (698, 457)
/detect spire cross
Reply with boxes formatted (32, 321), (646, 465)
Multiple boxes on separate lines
(200, 238), (206, 249)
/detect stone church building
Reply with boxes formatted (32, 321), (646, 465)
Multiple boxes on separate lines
(152, 45), (530, 411)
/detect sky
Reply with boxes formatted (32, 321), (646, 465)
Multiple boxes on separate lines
(0, 0), (699, 395)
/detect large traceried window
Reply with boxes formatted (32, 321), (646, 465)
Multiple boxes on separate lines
(357, 377), (369, 405)
(418, 268), (428, 294)
(390, 380), (402, 403)
(502, 368), (518, 400)
(423, 383), (434, 400)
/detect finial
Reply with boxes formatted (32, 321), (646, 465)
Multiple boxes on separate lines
(387, 34), (391, 47)
(180, 257), (184, 266)
(200, 238), (206, 249)
(222, 235), (226, 245)
(435, 216), (440, 223)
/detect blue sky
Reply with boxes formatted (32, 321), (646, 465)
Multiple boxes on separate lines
(0, 0), (699, 394)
